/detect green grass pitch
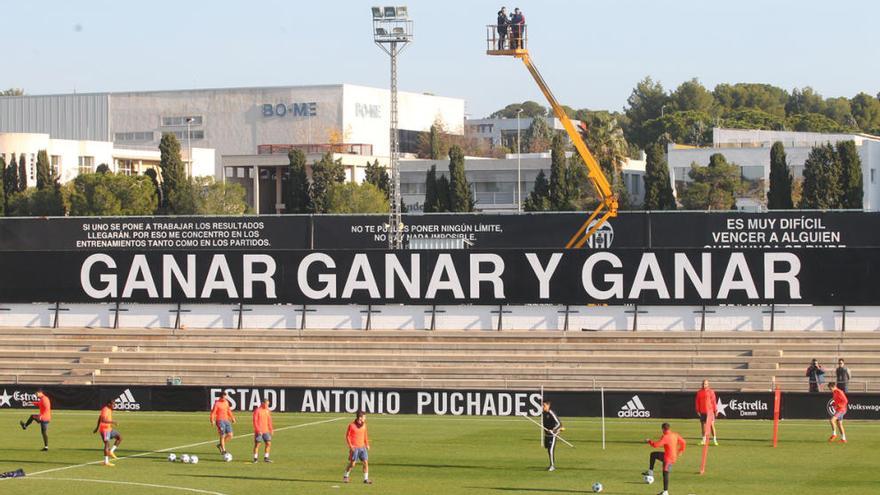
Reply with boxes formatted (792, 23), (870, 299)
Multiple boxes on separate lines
(0, 410), (875, 494)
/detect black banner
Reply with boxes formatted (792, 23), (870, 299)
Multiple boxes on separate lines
(3, 211), (880, 252)
(2, 247), (877, 305)
(2, 385), (876, 420)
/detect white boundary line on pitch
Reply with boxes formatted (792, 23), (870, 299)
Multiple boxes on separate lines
(22, 416), (344, 477)
(18, 476), (229, 495)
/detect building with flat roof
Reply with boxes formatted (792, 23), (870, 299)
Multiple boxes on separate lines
(0, 84), (464, 212)
(466, 116), (579, 150)
(0, 132), (214, 188)
(667, 128), (880, 210)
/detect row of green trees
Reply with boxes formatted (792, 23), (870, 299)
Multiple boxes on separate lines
(1, 134), (248, 217)
(285, 149), (389, 214)
(422, 145), (475, 213)
(673, 140), (864, 211)
(623, 78), (880, 148)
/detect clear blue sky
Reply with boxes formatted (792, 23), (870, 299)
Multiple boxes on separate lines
(4, 0), (878, 117)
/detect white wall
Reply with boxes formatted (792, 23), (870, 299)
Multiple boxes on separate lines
(3, 303), (872, 331)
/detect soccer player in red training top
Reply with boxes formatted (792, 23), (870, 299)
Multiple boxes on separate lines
(93, 400), (122, 467)
(828, 382), (849, 443)
(695, 379), (718, 445)
(343, 410), (372, 484)
(252, 399), (274, 463)
(20, 389), (52, 451)
(210, 391), (236, 456)
(643, 423), (686, 495)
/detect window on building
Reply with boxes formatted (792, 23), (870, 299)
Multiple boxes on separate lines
(170, 130), (205, 141)
(78, 156), (95, 175)
(29, 153), (36, 180)
(117, 159), (134, 176)
(872, 169), (876, 184)
(161, 116), (203, 127)
(114, 131), (154, 142)
(50, 155), (61, 175)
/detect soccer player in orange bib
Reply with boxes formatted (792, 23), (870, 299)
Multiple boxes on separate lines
(210, 391), (236, 457)
(828, 382), (849, 443)
(695, 379), (718, 445)
(20, 389), (52, 451)
(93, 400), (122, 467)
(343, 410), (371, 484)
(643, 422), (686, 495)
(252, 399), (274, 463)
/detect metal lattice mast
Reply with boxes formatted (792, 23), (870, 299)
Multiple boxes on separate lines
(388, 41), (403, 249)
(372, 6), (412, 250)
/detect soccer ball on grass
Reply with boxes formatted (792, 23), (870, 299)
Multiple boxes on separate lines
(643, 474), (655, 484)
(190, 455), (199, 464)
(223, 452), (233, 462)
(181, 454), (191, 464)
(592, 482), (603, 492)
(167, 453), (177, 462)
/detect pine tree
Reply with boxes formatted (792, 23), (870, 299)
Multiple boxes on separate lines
(429, 123), (442, 160)
(548, 134), (570, 210)
(286, 149), (312, 213)
(309, 152), (346, 213)
(35, 150), (55, 190)
(447, 145), (474, 212)
(159, 133), (187, 213)
(837, 140), (863, 209)
(423, 165), (439, 212)
(767, 142), (794, 209)
(5, 153), (19, 202)
(643, 143), (676, 210)
(144, 168), (163, 211)
(0, 155), (6, 215)
(436, 174), (451, 212)
(799, 144), (842, 209)
(523, 169), (551, 211)
(364, 159), (390, 198)
(18, 153), (27, 192)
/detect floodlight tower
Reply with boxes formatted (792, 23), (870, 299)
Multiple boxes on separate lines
(372, 6), (412, 249)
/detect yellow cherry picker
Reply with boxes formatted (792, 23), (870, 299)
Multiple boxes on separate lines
(487, 23), (618, 248)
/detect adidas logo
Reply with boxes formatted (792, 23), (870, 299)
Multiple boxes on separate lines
(113, 389), (141, 410)
(618, 395), (651, 418)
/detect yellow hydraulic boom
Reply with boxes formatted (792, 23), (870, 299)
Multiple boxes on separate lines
(487, 24), (618, 248)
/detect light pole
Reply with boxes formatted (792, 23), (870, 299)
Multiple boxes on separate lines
(372, 6), (413, 249)
(185, 117), (194, 177)
(516, 108), (523, 212)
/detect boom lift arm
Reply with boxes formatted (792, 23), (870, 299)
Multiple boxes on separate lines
(487, 25), (618, 248)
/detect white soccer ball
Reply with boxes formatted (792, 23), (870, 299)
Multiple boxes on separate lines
(223, 452), (233, 463)
(592, 482), (603, 493)
(190, 455), (199, 464)
(181, 454), (191, 464)
(167, 453), (177, 462)
(643, 474), (655, 485)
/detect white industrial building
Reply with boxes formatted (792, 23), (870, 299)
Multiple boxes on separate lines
(466, 116), (577, 150)
(0, 84), (465, 212)
(0, 132), (214, 187)
(668, 128), (880, 210)
(401, 153), (645, 212)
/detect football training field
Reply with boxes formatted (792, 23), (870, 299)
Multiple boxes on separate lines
(0, 410), (874, 494)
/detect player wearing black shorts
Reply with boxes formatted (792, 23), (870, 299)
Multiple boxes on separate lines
(542, 400), (562, 471)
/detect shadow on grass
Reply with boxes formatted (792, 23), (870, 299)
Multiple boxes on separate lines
(171, 473), (338, 484)
(465, 487), (586, 494)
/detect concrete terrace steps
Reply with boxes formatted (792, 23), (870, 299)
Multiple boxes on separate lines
(2, 328), (880, 391)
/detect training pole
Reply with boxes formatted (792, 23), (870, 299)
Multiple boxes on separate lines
(522, 414), (574, 448)
(772, 386), (782, 448)
(540, 385), (545, 446)
(601, 387), (606, 450)
(699, 413), (714, 475)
